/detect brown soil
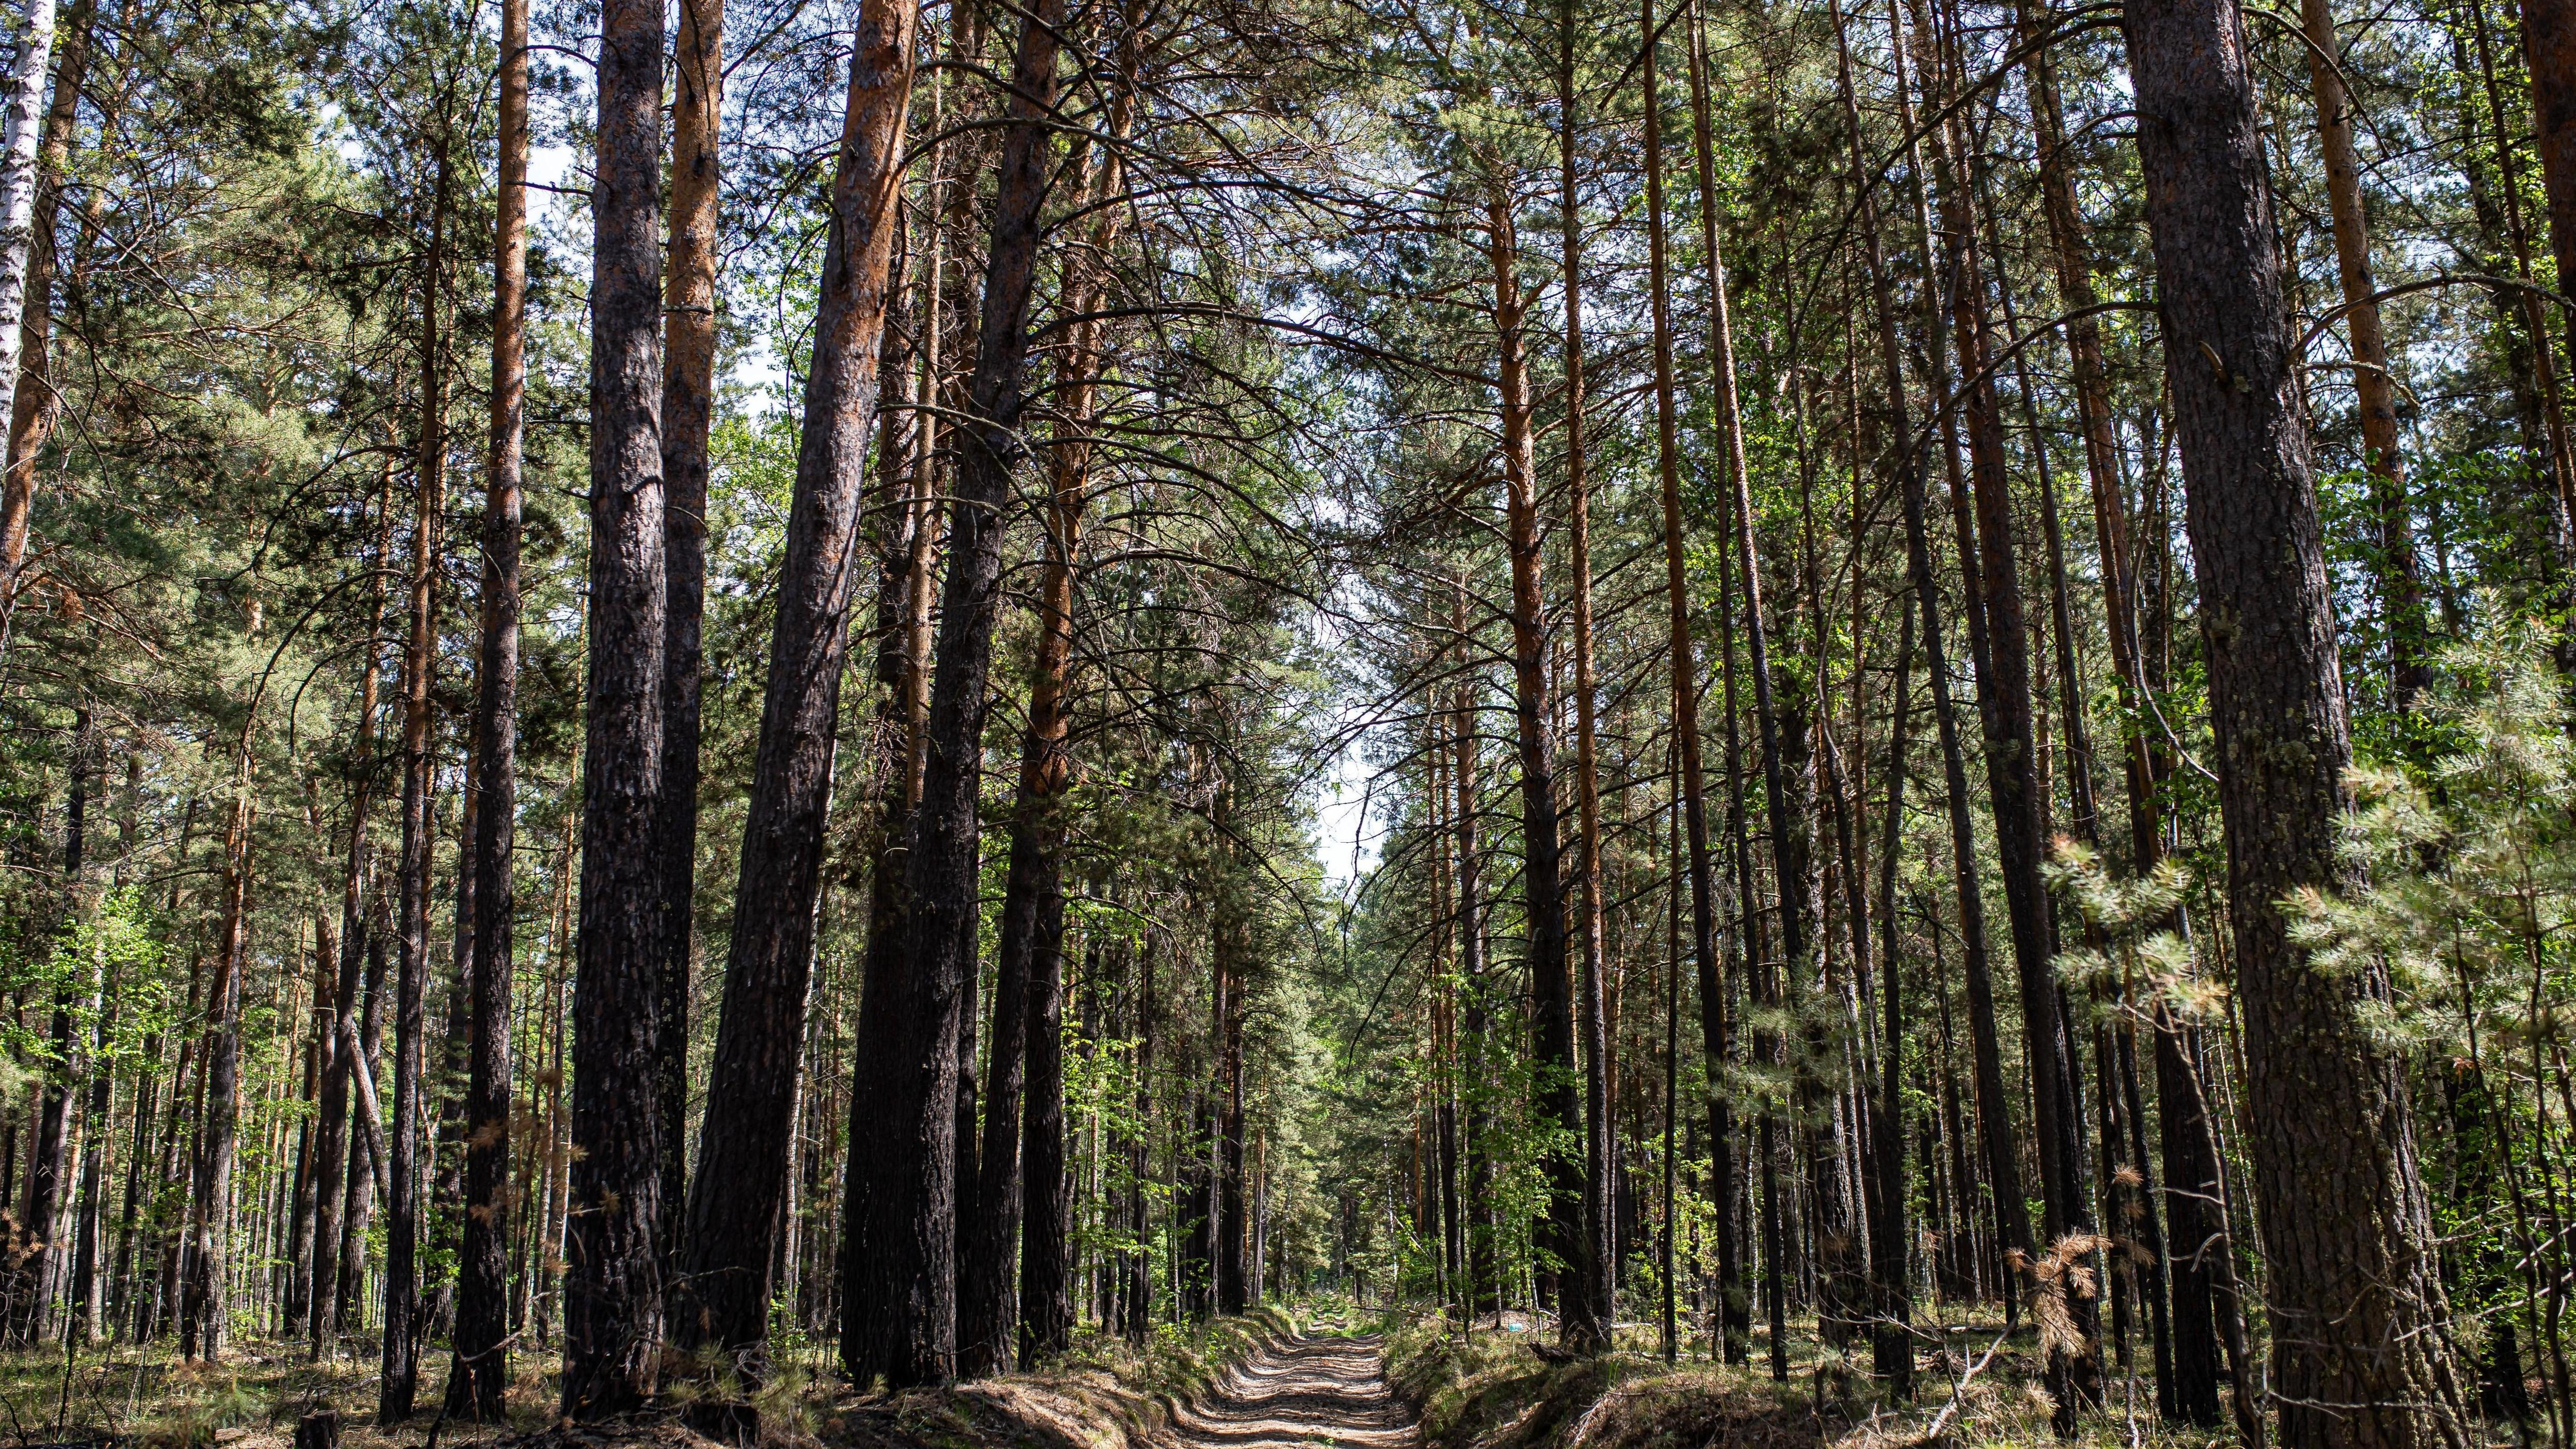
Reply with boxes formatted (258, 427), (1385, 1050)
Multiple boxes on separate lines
(1163, 1336), (1419, 1449)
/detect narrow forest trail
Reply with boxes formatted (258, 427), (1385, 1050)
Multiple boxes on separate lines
(1163, 1334), (1421, 1449)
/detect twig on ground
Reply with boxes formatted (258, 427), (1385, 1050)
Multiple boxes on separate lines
(1918, 1329), (2008, 1446)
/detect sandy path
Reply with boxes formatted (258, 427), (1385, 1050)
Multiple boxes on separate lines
(1163, 1334), (1421, 1449)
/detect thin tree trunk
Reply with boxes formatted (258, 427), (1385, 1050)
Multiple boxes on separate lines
(1828, 0), (2032, 1327)
(1557, 0), (1611, 1357)
(1480, 178), (1578, 1330)
(12, 703), (83, 1344)
(1872, 600), (1915, 1390)
(179, 775), (251, 1361)
(446, 0), (527, 1409)
(1676, 0), (1745, 1360)
(2297, 0), (2428, 706)
(1918, 11), (2097, 1411)
(310, 471), (392, 1360)
(655, 0), (721, 1278)
(379, 134), (450, 1423)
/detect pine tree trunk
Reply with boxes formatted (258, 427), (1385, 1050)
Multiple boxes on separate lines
(379, 137), (449, 1422)
(845, 0), (1053, 1385)
(654, 0), (721, 1277)
(562, 0), (669, 1405)
(180, 780), (251, 1361)
(2297, 0), (2427, 706)
(1672, 0), (1743, 1363)
(1920, 23), (2098, 1408)
(1480, 181), (1578, 1328)
(1555, 1), (1611, 1357)
(2127, 0), (2471, 1437)
(446, 0), (527, 1408)
(1829, 0), (2033, 1328)
(680, 0), (910, 1374)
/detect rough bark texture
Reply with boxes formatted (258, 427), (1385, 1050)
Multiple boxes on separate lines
(1018, 877), (1072, 1360)
(445, 0), (525, 1412)
(2128, 0), (2470, 1439)
(679, 0), (908, 1373)
(846, 0), (1046, 1387)
(655, 0), (722, 1277)
(562, 0), (667, 1408)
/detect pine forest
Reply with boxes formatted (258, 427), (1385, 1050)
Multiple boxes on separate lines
(0, 0), (2561, 1439)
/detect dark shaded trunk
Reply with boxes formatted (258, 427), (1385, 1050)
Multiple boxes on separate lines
(1019, 899), (1071, 1360)
(1920, 14), (2096, 1407)
(680, 0), (910, 1373)
(969, 149), (1125, 1361)
(1871, 602), (1915, 1390)
(1556, 0), (1611, 1358)
(2127, 0), (2471, 1439)
(845, 0), (1053, 1386)
(562, 0), (669, 1406)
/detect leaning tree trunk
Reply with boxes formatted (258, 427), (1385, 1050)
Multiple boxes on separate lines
(2127, 0), (2472, 1440)
(446, 0), (527, 1411)
(680, 0), (912, 1370)
(654, 0), (721, 1278)
(1671, 0), (1743, 1366)
(1918, 29), (2097, 1414)
(562, 0), (669, 1409)
(843, 0), (1048, 1388)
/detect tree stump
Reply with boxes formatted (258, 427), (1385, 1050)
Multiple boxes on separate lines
(295, 1409), (340, 1449)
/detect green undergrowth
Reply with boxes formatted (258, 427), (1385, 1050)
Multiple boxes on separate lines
(820, 1306), (1303, 1449)
(1383, 1316), (1820, 1449)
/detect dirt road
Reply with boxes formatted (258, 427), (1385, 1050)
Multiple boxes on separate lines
(1163, 1334), (1420, 1449)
